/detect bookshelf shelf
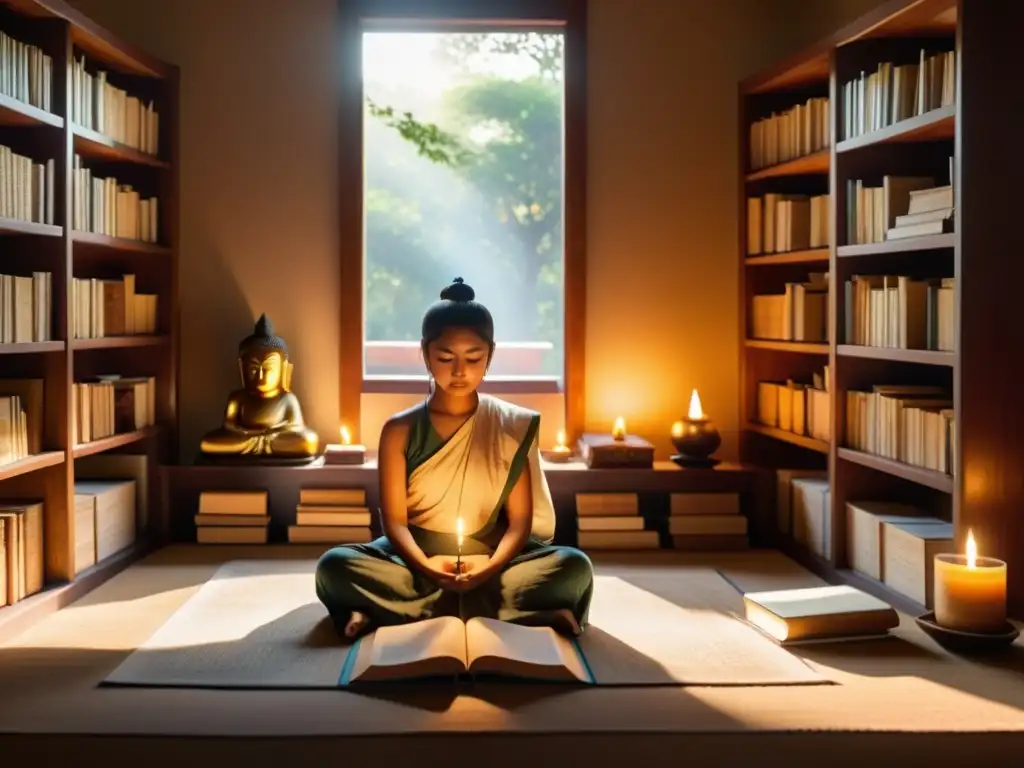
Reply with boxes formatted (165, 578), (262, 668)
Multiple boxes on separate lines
(740, 0), (1024, 614)
(72, 335), (169, 350)
(0, 92), (63, 128)
(837, 345), (955, 366)
(745, 339), (829, 355)
(0, 452), (65, 482)
(72, 426), (160, 459)
(837, 233), (955, 257)
(745, 248), (829, 266)
(746, 423), (829, 454)
(0, 218), (63, 238)
(71, 230), (172, 255)
(745, 150), (829, 182)
(838, 447), (953, 493)
(0, 0), (178, 631)
(0, 341), (65, 355)
(72, 124), (170, 168)
(836, 104), (956, 153)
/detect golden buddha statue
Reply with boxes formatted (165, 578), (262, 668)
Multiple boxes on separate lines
(199, 313), (320, 462)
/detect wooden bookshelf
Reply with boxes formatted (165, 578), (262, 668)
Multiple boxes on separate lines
(739, 0), (1024, 615)
(0, 0), (178, 641)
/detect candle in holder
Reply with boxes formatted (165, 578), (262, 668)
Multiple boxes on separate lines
(611, 416), (626, 441)
(934, 530), (1007, 633)
(670, 388), (721, 468)
(542, 428), (573, 463)
(324, 425), (366, 465)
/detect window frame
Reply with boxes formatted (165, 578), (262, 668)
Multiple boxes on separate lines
(338, 0), (588, 441)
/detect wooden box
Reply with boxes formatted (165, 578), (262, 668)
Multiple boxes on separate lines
(882, 520), (954, 607)
(576, 433), (654, 469)
(845, 501), (933, 581)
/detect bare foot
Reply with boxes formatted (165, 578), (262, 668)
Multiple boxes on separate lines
(554, 608), (581, 637)
(345, 610), (371, 639)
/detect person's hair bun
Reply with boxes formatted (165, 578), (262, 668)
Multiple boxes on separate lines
(440, 277), (475, 303)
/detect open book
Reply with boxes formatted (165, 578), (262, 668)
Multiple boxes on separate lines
(339, 615), (594, 685)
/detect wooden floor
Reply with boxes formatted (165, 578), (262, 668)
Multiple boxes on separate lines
(2, 544), (1024, 766)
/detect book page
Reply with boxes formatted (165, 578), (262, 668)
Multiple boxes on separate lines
(465, 617), (591, 683)
(348, 616), (467, 683)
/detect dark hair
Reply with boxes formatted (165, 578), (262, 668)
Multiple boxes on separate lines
(421, 277), (495, 354)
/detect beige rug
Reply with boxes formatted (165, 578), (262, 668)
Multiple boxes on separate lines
(103, 559), (825, 689)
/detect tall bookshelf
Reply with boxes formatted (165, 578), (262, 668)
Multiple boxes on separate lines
(0, 0), (177, 640)
(739, 0), (1024, 616)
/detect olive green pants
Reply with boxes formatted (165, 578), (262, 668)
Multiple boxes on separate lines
(315, 536), (594, 636)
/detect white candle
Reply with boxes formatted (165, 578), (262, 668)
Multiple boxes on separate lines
(611, 416), (626, 441)
(934, 530), (1007, 633)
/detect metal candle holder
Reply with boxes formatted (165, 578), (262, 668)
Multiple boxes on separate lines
(671, 390), (721, 468)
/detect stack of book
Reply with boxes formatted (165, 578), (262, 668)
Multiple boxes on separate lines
(668, 493), (748, 551)
(287, 487), (373, 544)
(886, 181), (953, 240)
(0, 500), (44, 606)
(575, 492), (658, 550)
(74, 479), (136, 572)
(195, 490), (270, 544)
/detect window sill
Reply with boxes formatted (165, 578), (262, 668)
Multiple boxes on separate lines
(362, 376), (563, 395)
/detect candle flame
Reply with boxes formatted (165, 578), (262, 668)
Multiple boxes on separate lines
(340, 425), (352, 445)
(456, 517), (464, 548)
(966, 529), (977, 569)
(556, 428), (567, 448)
(671, 420), (684, 438)
(687, 389), (705, 420)
(612, 416), (626, 439)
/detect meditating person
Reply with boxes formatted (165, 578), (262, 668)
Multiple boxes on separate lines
(315, 277), (594, 640)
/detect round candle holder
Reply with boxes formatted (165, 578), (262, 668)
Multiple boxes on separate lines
(670, 418), (722, 468)
(541, 448), (573, 463)
(915, 612), (1019, 654)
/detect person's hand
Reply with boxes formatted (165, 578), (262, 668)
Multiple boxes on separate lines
(424, 557), (489, 592)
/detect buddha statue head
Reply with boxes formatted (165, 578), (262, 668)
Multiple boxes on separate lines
(238, 313), (293, 397)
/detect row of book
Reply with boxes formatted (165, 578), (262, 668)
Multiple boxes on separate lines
(193, 489), (753, 552)
(0, 145), (56, 226)
(576, 492), (747, 551)
(71, 275), (160, 339)
(756, 368), (831, 444)
(0, 271), (52, 344)
(746, 193), (830, 255)
(2, 457), (142, 606)
(70, 55), (161, 155)
(749, 271), (829, 343)
(748, 95), (830, 171)
(72, 155), (160, 243)
(845, 385), (954, 475)
(71, 376), (157, 446)
(840, 49), (956, 141)
(194, 488), (373, 545)
(0, 379), (41, 467)
(844, 274), (955, 352)
(846, 173), (953, 245)
(0, 29), (54, 113)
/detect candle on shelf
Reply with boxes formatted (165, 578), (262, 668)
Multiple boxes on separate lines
(669, 388), (722, 468)
(542, 428), (573, 463)
(934, 529), (1008, 633)
(611, 416), (627, 441)
(324, 424), (366, 465)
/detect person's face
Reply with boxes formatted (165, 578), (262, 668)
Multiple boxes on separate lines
(424, 328), (490, 396)
(241, 351), (283, 395)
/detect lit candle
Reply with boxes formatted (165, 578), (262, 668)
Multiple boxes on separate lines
(934, 530), (1007, 633)
(324, 424), (366, 465)
(554, 428), (570, 454)
(669, 388), (721, 467)
(456, 517), (464, 573)
(611, 416), (626, 441)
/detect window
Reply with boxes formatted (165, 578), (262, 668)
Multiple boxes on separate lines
(338, 0), (586, 436)
(362, 30), (566, 383)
